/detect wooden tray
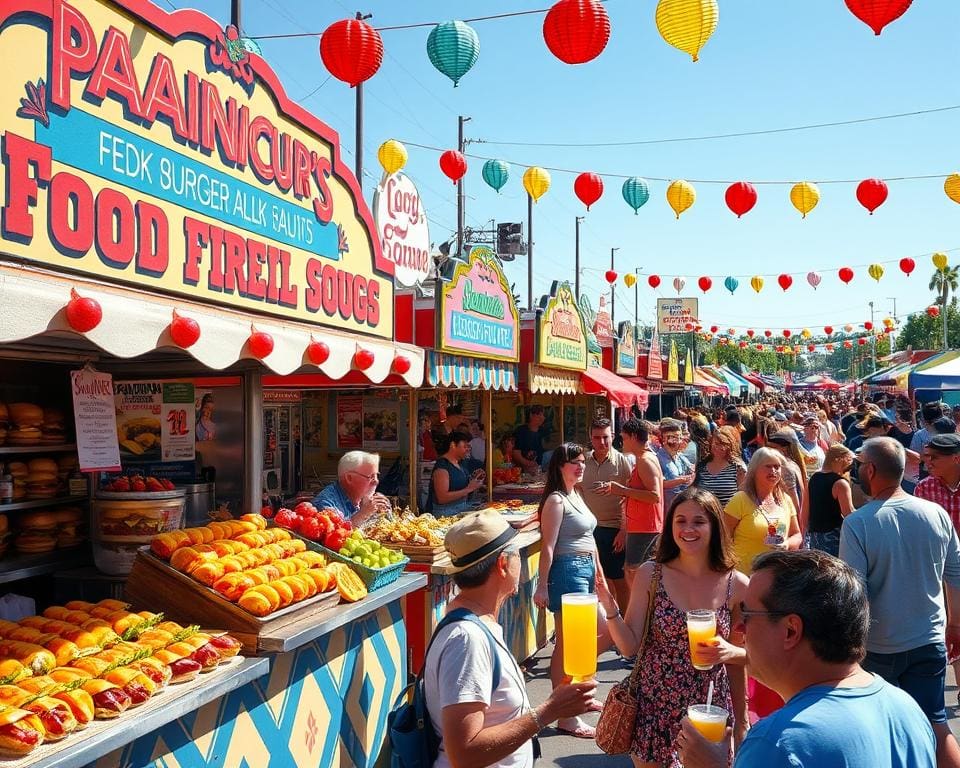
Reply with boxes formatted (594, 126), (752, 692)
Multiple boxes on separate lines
(125, 549), (340, 654)
(391, 542), (447, 564)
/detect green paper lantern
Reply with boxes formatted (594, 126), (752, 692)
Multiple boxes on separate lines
(427, 20), (480, 87)
(482, 159), (510, 193)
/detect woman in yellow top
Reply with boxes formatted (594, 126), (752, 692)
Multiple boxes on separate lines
(723, 447), (803, 576)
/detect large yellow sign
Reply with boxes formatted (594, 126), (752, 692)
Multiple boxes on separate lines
(536, 281), (587, 372)
(0, 0), (394, 338)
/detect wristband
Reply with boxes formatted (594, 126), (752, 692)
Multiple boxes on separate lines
(529, 706), (545, 732)
(605, 609), (621, 621)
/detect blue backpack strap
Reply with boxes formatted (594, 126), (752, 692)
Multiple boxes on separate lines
(423, 608), (502, 692)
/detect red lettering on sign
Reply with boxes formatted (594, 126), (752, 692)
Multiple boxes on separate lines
(95, 187), (136, 267)
(1, 132), (51, 240)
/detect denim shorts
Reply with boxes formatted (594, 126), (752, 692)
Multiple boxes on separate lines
(807, 528), (841, 558)
(547, 554), (595, 613)
(863, 642), (947, 723)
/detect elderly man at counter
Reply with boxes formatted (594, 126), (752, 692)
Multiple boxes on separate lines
(311, 450), (392, 526)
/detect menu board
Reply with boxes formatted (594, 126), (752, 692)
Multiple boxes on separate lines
(71, 368), (121, 472)
(114, 380), (196, 463)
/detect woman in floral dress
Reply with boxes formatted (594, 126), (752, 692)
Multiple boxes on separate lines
(598, 487), (749, 767)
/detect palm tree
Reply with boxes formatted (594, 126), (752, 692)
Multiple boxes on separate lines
(929, 265), (960, 349)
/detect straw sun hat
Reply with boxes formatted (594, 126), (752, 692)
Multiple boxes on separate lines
(444, 509), (518, 573)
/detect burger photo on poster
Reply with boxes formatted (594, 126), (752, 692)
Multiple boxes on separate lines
(97, 505), (168, 539)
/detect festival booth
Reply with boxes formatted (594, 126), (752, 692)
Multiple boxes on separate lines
(909, 351), (960, 403)
(787, 374), (843, 392)
(632, 330), (669, 418)
(0, 3), (428, 766)
(861, 351), (937, 396)
(692, 368), (729, 398)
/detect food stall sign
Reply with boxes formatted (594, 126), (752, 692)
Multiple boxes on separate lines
(373, 171), (431, 287)
(0, 0), (394, 339)
(536, 281), (587, 372)
(592, 295), (614, 348)
(647, 328), (664, 380)
(656, 298), (699, 335)
(437, 245), (519, 362)
(667, 340), (680, 382)
(615, 321), (637, 376)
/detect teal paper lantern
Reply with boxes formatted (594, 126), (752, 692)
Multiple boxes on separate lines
(622, 177), (650, 214)
(427, 21), (480, 87)
(724, 276), (739, 295)
(482, 159), (510, 193)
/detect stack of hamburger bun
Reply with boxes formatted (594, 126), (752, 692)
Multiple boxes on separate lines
(41, 407), (67, 445)
(15, 512), (58, 554)
(0, 403), (7, 446)
(8, 462), (27, 501)
(25, 458), (59, 499)
(54, 507), (85, 548)
(7, 403), (43, 446)
(57, 455), (78, 484)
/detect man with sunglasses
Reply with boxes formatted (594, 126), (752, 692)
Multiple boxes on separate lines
(311, 450), (391, 525)
(678, 550), (935, 768)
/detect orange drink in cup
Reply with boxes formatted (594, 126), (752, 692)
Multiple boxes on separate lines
(686, 609), (717, 670)
(687, 704), (729, 742)
(561, 593), (597, 683)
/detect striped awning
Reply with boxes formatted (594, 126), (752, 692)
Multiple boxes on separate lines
(528, 364), (581, 395)
(427, 351), (518, 391)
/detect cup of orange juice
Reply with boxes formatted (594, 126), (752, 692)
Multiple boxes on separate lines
(687, 704), (729, 742)
(561, 593), (597, 683)
(686, 609), (716, 670)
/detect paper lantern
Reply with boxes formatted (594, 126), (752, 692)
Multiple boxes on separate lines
(672, 277), (686, 293)
(684, 322), (694, 331)
(764, 330), (773, 338)
(928, 306), (941, 318)
(838, 267), (854, 285)
(542, 0), (611, 64)
(739, 341), (748, 348)
(883, 317), (895, 328)
(777, 274), (793, 291)
(354, 347), (375, 370)
(868, 264), (884, 282)
(933, 252), (948, 271)
(806, 271), (822, 290)
(65, 288), (102, 333)
(826, 343), (834, 351)
(945, 174), (960, 205)
(605, 270), (618, 284)
(248, 330), (274, 359)
(899, 257), (915, 276)
(392, 355), (412, 375)
(624, 273), (637, 288)
(756, 344), (763, 351)
(439, 150), (467, 184)
(824, 326), (833, 335)
(844, 0), (913, 36)
(307, 339), (331, 365)
(377, 140), (407, 175)
(319, 18), (383, 87)
(790, 181), (820, 218)
(724, 276), (739, 294)
(808, 345), (816, 352)
(574, 172), (604, 210)
(698, 276), (712, 293)
(750, 275), (764, 293)
(725, 182), (757, 218)
(747, 329), (755, 338)
(482, 159), (510, 193)
(783, 329), (792, 338)
(170, 310), (200, 348)
(622, 177), (651, 214)
(666, 180), (696, 219)
(648, 274), (661, 289)
(427, 21), (480, 86)
(856, 178), (888, 214)
(710, 325), (718, 333)
(523, 166), (551, 202)
(843, 340), (853, 349)
(864, 321), (874, 331)
(858, 337), (867, 345)
(727, 328), (736, 335)
(801, 328), (811, 339)
(844, 324), (854, 332)
(655, 0), (719, 62)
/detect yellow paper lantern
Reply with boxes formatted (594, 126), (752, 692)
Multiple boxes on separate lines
(666, 180), (696, 219)
(868, 263), (884, 282)
(655, 0), (719, 63)
(933, 252), (949, 271)
(377, 139), (407, 175)
(790, 181), (820, 218)
(523, 166), (551, 203)
(801, 328), (811, 339)
(883, 317), (895, 328)
(945, 174), (960, 205)
(624, 273), (637, 288)
(750, 275), (764, 293)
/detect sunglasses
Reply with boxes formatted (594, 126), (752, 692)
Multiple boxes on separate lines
(739, 601), (792, 624)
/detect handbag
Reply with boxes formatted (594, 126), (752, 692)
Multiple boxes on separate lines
(595, 567), (660, 755)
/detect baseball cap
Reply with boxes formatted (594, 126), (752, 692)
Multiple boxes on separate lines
(773, 411), (788, 423)
(444, 509), (518, 573)
(928, 433), (960, 454)
(769, 429), (800, 446)
(802, 413), (819, 425)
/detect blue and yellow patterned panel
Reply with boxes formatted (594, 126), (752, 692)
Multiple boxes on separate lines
(94, 602), (406, 768)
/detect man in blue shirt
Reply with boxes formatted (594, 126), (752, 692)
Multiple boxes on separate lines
(678, 550), (936, 768)
(512, 405), (546, 473)
(656, 419), (694, 508)
(311, 450), (391, 525)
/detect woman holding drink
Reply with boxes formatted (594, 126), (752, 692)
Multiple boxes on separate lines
(598, 487), (748, 767)
(533, 443), (610, 739)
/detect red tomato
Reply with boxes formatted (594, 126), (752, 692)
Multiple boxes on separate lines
(295, 502), (318, 518)
(339, 520), (352, 531)
(260, 505), (275, 519)
(300, 518), (322, 541)
(326, 528), (348, 552)
(274, 509), (296, 529)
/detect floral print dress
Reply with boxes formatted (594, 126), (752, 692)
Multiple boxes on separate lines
(631, 564), (734, 767)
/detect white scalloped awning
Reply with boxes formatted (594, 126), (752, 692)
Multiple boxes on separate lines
(0, 263), (424, 385)
(527, 364), (580, 395)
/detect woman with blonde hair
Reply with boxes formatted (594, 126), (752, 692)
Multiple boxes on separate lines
(805, 444), (855, 556)
(765, 429), (806, 529)
(694, 426), (746, 507)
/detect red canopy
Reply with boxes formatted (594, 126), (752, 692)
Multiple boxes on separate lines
(581, 366), (649, 409)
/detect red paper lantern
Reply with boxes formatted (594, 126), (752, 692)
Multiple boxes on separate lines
(739, 341), (748, 348)
(170, 311), (200, 348)
(542, 0), (611, 64)
(928, 305), (941, 318)
(354, 347), (375, 370)
(899, 257), (916, 276)
(807, 344), (816, 352)
(724, 181), (758, 218)
(756, 344), (763, 351)
(864, 321), (874, 331)
(747, 329), (755, 338)
(844, 0), (913, 36)
(698, 276), (712, 293)
(777, 274), (793, 291)
(307, 339), (330, 365)
(392, 355), (412, 375)
(65, 288), (102, 333)
(843, 340), (853, 349)
(826, 343), (834, 351)
(824, 326), (834, 335)
(858, 337), (867, 345)
(319, 18), (383, 87)
(764, 330), (772, 338)
(684, 322), (694, 331)
(248, 330), (274, 359)
(605, 270), (618, 284)
(439, 150), (467, 184)
(856, 178), (888, 214)
(838, 267), (855, 284)
(710, 325), (719, 333)
(647, 275), (661, 289)
(574, 172), (604, 210)
(783, 329), (792, 338)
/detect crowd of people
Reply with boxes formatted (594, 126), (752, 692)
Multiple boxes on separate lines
(421, 391), (960, 768)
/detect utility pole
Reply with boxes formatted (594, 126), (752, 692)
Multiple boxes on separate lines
(633, 268), (641, 343)
(610, 247), (620, 326)
(354, 12), (373, 186)
(457, 115), (470, 258)
(231, 0), (241, 28)
(574, 216), (583, 301)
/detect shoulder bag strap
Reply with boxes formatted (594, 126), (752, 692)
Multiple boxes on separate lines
(626, 565), (660, 695)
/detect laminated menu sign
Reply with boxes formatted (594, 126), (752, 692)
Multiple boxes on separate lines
(114, 380), (196, 463)
(71, 368), (121, 472)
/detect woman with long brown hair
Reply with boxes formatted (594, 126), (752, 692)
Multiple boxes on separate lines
(694, 426), (746, 507)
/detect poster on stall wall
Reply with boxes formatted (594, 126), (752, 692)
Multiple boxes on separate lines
(337, 395), (363, 449)
(114, 380), (195, 463)
(71, 368), (121, 472)
(362, 397), (400, 451)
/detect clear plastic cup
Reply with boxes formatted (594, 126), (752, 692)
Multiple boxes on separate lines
(686, 609), (717, 670)
(687, 704), (729, 742)
(561, 593), (597, 682)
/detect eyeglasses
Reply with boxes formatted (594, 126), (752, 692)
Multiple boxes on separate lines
(566, 459), (587, 466)
(351, 470), (380, 481)
(738, 601), (792, 624)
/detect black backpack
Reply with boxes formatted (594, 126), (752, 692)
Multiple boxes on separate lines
(387, 608), (502, 768)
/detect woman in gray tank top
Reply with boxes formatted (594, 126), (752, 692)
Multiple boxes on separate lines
(533, 442), (609, 738)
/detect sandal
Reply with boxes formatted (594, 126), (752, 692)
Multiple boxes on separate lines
(586, 699), (604, 713)
(556, 718), (596, 739)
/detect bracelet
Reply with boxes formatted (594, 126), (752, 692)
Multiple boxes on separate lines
(529, 706), (545, 732)
(605, 609), (621, 621)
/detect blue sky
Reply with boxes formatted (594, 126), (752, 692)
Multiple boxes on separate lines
(179, 0), (960, 337)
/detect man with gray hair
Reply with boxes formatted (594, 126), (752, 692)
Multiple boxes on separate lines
(840, 436), (960, 767)
(311, 450), (391, 525)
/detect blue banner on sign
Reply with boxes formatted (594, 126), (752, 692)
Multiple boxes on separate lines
(449, 311), (515, 353)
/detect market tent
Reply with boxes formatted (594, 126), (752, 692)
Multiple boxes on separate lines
(703, 365), (748, 398)
(757, 373), (784, 391)
(740, 371), (767, 392)
(788, 374), (841, 391)
(909, 351), (960, 395)
(721, 366), (759, 398)
(691, 368), (728, 396)
(581, 366), (649, 409)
